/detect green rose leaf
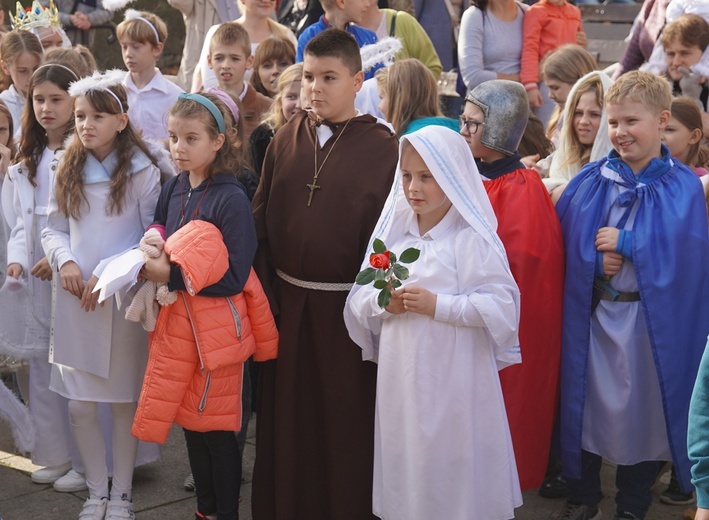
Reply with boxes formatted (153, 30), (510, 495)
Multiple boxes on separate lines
(373, 238), (387, 254)
(377, 287), (392, 308)
(389, 252), (397, 264)
(355, 268), (376, 285)
(373, 279), (388, 289)
(393, 264), (409, 280)
(399, 248), (420, 263)
(390, 279), (402, 289)
(374, 268), (386, 281)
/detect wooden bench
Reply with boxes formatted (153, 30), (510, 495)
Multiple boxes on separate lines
(580, 3), (643, 69)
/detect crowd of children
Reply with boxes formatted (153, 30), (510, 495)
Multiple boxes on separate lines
(0, 1), (708, 520)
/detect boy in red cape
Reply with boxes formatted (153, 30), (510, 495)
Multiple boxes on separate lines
(461, 79), (564, 490)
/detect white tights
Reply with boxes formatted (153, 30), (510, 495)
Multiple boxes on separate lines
(68, 400), (138, 499)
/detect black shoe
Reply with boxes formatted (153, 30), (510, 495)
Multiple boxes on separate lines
(539, 473), (568, 499)
(560, 502), (602, 520)
(659, 478), (695, 505)
(614, 512), (640, 520)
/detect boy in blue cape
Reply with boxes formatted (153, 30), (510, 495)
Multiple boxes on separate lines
(556, 70), (709, 520)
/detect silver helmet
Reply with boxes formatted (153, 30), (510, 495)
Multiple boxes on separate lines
(465, 80), (529, 156)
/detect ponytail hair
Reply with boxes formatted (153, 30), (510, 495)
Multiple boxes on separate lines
(55, 83), (157, 219)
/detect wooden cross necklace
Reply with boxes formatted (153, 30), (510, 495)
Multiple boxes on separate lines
(307, 117), (353, 207)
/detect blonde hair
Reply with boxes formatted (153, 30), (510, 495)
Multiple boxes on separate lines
(74, 45), (97, 75)
(55, 84), (157, 219)
(211, 22), (251, 57)
(168, 92), (246, 179)
(261, 63), (303, 131)
(250, 37), (296, 97)
(379, 59), (442, 136)
(542, 44), (598, 138)
(605, 70), (672, 115)
(44, 46), (94, 77)
(560, 74), (604, 171)
(0, 30), (43, 90)
(669, 97), (709, 169)
(116, 11), (168, 47)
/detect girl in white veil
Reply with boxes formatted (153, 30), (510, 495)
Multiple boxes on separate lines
(344, 125), (522, 520)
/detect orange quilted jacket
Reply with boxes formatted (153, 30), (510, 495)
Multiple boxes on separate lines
(132, 220), (278, 443)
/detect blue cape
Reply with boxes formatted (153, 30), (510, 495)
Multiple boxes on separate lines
(556, 148), (709, 491)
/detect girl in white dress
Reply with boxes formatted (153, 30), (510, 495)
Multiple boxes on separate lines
(345, 125), (523, 520)
(41, 70), (163, 520)
(4, 63), (80, 487)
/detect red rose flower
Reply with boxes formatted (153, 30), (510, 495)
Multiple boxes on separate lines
(369, 252), (391, 270)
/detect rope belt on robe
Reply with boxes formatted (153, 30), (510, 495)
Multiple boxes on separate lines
(276, 269), (354, 292)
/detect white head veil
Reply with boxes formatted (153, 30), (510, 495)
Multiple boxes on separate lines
(545, 71), (614, 191)
(344, 125), (519, 363)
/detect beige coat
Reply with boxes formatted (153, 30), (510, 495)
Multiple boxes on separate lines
(168, 0), (241, 90)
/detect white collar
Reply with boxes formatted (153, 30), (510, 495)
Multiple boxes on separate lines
(406, 204), (458, 240)
(316, 109), (361, 148)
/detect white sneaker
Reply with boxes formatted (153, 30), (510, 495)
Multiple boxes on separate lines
(105, 494), (134, 520)
(31, 462), (72, 484)
(54, 469), (88, 492)
(78, 497), (107, 520)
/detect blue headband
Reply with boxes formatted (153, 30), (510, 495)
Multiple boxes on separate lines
(178, 93), (226, 134)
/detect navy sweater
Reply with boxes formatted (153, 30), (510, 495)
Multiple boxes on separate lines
(153, 171), (257, 297)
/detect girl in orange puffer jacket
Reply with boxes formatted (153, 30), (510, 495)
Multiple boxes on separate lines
(137, 91), (278, 520)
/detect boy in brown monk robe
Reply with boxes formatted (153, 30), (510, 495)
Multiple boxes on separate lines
(251, 28), (399, 520)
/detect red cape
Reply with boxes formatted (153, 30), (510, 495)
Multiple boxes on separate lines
(484, 169), (564, 490)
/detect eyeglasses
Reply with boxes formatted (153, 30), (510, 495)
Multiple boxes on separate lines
(459, 116), (485, 135)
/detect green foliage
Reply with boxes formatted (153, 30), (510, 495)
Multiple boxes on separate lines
(399, 248), (420, 263)
(373, 238), (387, 254)
(355, 268), (376, 285)
(392, 264), (409, 280)
(377, 287), (392, 308)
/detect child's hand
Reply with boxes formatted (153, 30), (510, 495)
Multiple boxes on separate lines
(30, 257), (52, 281)
(402, 286), (437, 317)
(60, 261), (84, 298)
(80, 275), (102, 312)
(520, 154), (540, 170)
(7, 263), (22, 279)
(141, 250), (171, 283)
(575, 30), (587, 47)
(385, 288), (406, 315)
(602, 252), (623, 277)
(695, 507), (709, 520)
(527, 88), (543, 109)
(595, 227), (620, 252)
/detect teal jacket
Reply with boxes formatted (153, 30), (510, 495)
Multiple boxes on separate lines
(689, 337), (709, 506)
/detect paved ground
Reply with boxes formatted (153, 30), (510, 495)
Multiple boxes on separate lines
(0, 414), (692, 519)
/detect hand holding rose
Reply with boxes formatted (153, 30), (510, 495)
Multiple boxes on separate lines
(401, 286), (437, 317)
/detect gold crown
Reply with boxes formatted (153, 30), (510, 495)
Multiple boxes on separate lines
(10, 0), (61, 30)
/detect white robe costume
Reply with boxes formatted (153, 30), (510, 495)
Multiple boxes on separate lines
(42, 147), (161, 402)
(344, 126), (523, 520)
